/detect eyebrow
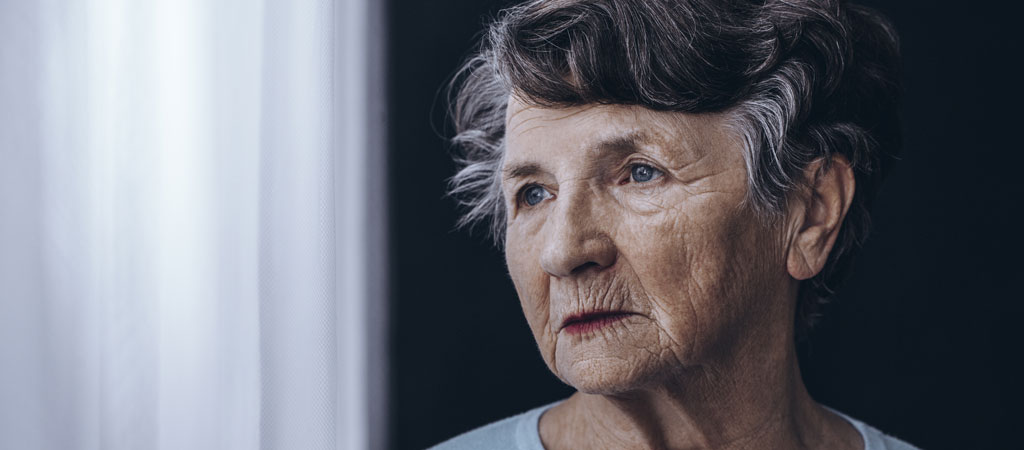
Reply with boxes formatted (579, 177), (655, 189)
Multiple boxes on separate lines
(502, 162), (544, 180)
(502, 131), (649, 181)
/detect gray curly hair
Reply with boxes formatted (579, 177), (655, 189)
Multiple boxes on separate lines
(447, 0), (901, 333)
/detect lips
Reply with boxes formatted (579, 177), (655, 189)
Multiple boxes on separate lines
(560, 310), (635, 335)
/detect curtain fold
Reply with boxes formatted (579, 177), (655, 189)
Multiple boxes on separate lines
(258, 1), (337, 449)
(0, 0), (382, 449)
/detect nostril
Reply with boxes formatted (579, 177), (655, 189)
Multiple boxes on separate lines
(570, 261), (602, 275)
(539, 228), (617, 278)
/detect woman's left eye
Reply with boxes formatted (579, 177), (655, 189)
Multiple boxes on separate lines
(630, 163), (663, 183)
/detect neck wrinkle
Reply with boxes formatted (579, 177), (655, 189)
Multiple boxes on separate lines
(563, 331), (825, 449)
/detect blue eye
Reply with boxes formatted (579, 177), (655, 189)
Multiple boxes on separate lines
(630, 164), (662, 183)
(522, 185), (550, 206)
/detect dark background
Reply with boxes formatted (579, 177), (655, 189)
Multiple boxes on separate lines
(387, 1), (1023, 449)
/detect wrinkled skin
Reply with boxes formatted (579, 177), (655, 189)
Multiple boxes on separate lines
(502, 98), (860, 449)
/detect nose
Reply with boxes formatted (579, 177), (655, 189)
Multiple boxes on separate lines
(539, 187), (617, 278)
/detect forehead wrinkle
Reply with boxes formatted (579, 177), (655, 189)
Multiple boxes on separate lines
(505, 99), (599, 134)
(505, 103), (726, 182)
(509, 122), (556, 140)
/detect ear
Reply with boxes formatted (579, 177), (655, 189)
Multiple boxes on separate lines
(786, 155), (856, 281)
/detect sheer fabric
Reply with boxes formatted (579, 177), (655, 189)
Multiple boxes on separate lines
(0, 0), (385, 448)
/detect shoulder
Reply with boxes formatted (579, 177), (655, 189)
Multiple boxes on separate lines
(827, 407), (921, 450)
(856, 423), (921, 450)
(428, 401), (561, 450)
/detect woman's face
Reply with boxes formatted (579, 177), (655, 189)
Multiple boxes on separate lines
(502, 98), (793, 394)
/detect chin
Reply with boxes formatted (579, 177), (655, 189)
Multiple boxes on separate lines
(556, 353), (663, 395)
(548, 316), (677, 394)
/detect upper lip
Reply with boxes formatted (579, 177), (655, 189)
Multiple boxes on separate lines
(560, 309), (634, 330)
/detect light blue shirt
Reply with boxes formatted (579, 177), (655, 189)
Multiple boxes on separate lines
(430, 401), (920, 450)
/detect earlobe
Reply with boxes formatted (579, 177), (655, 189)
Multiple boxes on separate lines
(785, 156), (856, 281)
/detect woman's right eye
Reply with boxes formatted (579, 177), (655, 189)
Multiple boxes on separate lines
(520, 185), (551, 206)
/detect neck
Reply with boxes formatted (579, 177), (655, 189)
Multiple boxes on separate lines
(540, 330), (858, 450)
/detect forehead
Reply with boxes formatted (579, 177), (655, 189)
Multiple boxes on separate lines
(503, 96), (727, 165)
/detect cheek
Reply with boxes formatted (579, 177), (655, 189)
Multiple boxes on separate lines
(504, 226), (558, 363)
(620, 195), (763, 363)
(619, 215), (700, 361)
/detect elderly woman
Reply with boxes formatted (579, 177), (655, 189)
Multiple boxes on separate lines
(433, 0), (917, 449)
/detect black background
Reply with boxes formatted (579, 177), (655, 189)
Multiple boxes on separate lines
(387, 1), (1023, 449)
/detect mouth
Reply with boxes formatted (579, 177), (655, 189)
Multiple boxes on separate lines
(560, 310), (636, 335)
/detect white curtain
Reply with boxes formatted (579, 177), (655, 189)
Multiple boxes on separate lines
(0, 0), (387, 449)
